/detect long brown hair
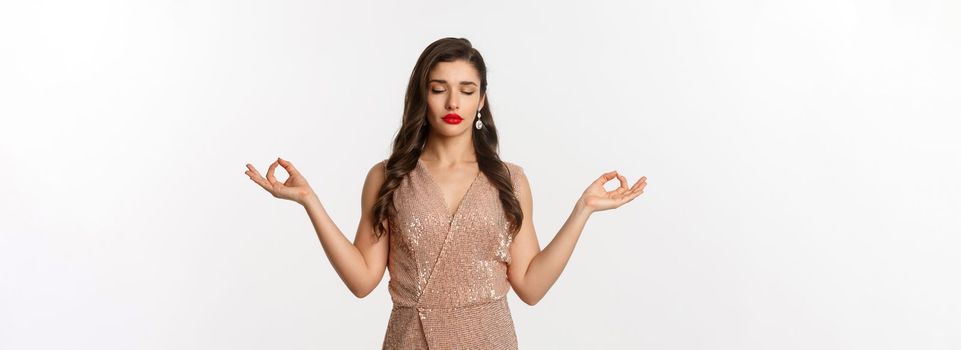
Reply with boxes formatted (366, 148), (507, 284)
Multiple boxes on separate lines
(371, 37), (523, 240)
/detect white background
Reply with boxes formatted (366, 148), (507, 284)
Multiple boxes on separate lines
(2, 0), (959, 349)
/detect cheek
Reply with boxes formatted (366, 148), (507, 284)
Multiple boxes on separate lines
(426, 95), (444, 113)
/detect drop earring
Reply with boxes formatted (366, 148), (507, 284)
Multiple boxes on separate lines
(475, 110), (483, 130)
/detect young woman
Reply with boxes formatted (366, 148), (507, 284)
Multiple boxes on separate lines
(244, 37), (647, 349)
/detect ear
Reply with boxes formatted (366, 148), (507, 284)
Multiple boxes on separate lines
(479, 93), (486, 111)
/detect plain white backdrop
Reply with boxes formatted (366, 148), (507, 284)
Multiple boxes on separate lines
(2, 0), (959, 349)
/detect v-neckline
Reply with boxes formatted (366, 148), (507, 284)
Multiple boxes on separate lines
(416, 158), (482, 220)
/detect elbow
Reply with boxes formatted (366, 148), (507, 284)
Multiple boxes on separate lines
(349, 273), (384, 298)
(512, 282), (544, 306)
(349, 284), (374, 299)
(516, 291), (543, 306)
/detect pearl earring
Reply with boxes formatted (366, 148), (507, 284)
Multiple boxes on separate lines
(475, 110), (483, 130)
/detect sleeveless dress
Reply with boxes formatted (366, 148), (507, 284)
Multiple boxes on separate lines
(381, 158), (524, 350)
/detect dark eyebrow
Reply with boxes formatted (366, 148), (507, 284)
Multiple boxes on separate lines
(428, 79), (477, 87)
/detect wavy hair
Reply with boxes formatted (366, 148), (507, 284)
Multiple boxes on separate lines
(370, 37), (523, 240)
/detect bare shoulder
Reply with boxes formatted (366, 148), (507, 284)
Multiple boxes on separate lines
(361, 159), (388, 201)
(502, 160), (524, 172)
(366, 159), (388, 180)
(501, 160), (528, 194)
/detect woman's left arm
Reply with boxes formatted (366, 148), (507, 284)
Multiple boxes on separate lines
(507, 169), (647, 305)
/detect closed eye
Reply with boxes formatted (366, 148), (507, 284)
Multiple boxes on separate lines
(431, 89), (475, 95)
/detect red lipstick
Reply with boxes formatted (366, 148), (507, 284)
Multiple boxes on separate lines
(442, 113), (463, 124)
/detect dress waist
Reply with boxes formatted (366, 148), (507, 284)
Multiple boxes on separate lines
(391, 296), (509, 311)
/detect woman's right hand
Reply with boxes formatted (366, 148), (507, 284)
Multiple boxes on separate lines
(245, 157), (317, 206)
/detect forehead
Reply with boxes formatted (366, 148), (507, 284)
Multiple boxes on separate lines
(428, 60), (479, 84)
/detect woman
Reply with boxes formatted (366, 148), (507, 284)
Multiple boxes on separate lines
(244, 37), (647, 349)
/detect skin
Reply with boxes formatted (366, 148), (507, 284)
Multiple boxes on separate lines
(244, 59), (648, 304)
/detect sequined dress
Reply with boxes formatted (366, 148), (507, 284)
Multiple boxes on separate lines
(381, 158), (523, 350)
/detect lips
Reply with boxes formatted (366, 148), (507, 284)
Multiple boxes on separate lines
(442, 113), (463, 124)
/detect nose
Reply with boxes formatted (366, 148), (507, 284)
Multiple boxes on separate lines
(445, 93), (459, 111)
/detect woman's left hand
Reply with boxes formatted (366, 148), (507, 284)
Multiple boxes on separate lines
(579, 170), (647, 213)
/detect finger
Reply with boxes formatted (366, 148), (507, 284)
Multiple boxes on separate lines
(266, 160), (281, 185)
(611, 173), (629, 195)
(616, 174), (628, 190)
(245, 165), (273, 191)
(630, 181), (645, 194)
(278, 158), (302, 178)
(592, 170), (618, 186)
(249, 172), (273, 192)
(246, 163), (267, 179)
(612, 187), (642, 205)
(245, 164), (265, 182)
(625, 185), (646, 200)
(629, 176), (647, 191)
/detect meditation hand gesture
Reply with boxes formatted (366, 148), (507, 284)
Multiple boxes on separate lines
(579, 170), (647, 213)
(245, 157), (317, 206)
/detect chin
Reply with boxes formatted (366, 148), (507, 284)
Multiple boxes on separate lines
(430, 121), (469, 136)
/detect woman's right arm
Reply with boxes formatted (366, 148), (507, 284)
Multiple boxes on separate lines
(302, 161), (389, 298)
(245, 158), (389, 298)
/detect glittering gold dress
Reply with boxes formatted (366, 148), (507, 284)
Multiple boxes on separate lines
(380, 158), (522, 350)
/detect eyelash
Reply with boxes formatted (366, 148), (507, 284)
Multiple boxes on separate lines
(431, 89), (474, 95)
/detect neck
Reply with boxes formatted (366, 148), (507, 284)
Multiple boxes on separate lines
(421, 131), (476, 165)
